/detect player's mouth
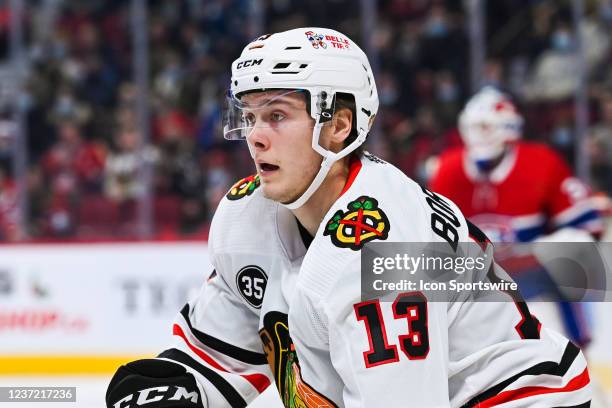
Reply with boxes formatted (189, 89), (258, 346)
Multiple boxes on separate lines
(258, 162), (280, 177)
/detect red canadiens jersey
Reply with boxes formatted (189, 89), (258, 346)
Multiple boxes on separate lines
(429, 142), (603, 243)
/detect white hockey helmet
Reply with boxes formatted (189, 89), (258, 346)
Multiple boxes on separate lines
(223, 27), (379, 209)
(458, 86), (523, 162)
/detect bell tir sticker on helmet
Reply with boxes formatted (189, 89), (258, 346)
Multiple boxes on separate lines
(324, 34), (351, 49)
(324, 196), (390, 250)
(304, 31), (351, 50)
(305, 31), (327, 49)
(226, 174), (261, 200)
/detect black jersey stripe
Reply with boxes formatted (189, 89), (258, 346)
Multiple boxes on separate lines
(466, 220), (490, 247)
(159, 348), (247, 408)
(486, 262), (541, 339)
(461, 341), (582, 408)
(180, 304), (268, 365)
(554, 401), (590, 408)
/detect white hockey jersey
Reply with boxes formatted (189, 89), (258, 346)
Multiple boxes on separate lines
(159, 154), (591, 407)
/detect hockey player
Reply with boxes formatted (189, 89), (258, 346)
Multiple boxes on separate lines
(429, 86), (603, 348)
(430, 86), (602, 243)
(106, 29), (592, 407)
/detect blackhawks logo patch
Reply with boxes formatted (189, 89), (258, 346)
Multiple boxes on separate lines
(324, 196), (390, 250)
(226, 174), (260, 200)
(260, 312), (338, 408)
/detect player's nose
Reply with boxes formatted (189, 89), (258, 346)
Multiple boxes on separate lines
(246, 124), (271, 151)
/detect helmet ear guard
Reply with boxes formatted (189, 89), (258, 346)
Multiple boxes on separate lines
(224, 28), (379, 209)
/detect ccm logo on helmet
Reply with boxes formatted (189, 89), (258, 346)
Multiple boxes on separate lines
(236, 59), (263, 69)
(113, 386), (198, 408)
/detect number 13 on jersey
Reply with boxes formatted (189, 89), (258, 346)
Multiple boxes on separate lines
(354, 292), (429, 368)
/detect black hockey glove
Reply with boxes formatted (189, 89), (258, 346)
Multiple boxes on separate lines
(106, 358), (204, 408)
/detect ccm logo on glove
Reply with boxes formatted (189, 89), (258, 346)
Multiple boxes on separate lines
(112, 386), (198, 408)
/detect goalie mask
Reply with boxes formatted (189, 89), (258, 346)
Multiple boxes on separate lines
(223, 27), (379, 209)
(458, 86), (523, 164)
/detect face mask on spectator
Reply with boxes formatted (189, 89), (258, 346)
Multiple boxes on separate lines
(551, 30), (574, 52)
(52, 41), (67, 59)
(56, 96), (76, 117)
(379, 86), (398, 106)
(18, 93), (34, 111)
(424, 17), (448, 37)
(552, 126), (573, 147)
(437, 82), (459, 103)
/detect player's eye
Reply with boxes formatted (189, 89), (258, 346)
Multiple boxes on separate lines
(270, 112), (285, 122)
(243, 112), (256, 126)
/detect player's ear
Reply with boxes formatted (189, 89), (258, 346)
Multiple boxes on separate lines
(329, 107), (353, 145)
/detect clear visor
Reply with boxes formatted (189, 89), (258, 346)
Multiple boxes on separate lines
(222, 89), (336, 140)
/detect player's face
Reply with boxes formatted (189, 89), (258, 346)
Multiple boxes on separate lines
(242, 91), (324, 204)
(462, 120), (506, 162)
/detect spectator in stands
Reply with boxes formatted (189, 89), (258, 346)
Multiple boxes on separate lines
(43, 118), (106, 191)
(524, 15), (611, 101)
(26, 165), (49, 238)
(589, 91), (612, 194)
(3, 0), (609, 240)
(0, 166), (19, 241)
(104, 129), (154, 203)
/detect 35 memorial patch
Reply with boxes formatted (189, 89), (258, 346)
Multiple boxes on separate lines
(324, 196), (390, 250)
(236, 265), (267, 309)
(226, 174), (260, 200)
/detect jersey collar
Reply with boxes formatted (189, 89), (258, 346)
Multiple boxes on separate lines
(463, 146), (517, 184)
(339, 155), (363, 197)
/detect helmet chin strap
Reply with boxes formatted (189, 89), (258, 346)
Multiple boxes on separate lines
(281, 122), (335, 210)
(281, 117), (365, 210)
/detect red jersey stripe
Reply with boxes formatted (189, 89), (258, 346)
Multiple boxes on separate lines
(173, 324), (271, 393)
(477, 367), (590, 407)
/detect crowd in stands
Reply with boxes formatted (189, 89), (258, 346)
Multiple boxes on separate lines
(0, 0), (610, 241)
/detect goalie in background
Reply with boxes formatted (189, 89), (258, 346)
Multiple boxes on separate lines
(430, 86), (607, 406)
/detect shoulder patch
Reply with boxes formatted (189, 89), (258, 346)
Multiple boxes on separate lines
(236, 265), (267, 308)
(226, 174), (261, 200)
(324, 196), (390, 250)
